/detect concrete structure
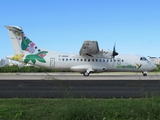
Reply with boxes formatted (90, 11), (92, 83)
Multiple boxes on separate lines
(0, 58), (34, 67)
(0, 59), (14, 66)
(148, 57), (160, 65)
(0, 59), (5, 66)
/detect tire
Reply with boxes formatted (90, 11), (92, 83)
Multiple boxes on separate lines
(83, 72), (89, 76)
(143, 73), (147, 76)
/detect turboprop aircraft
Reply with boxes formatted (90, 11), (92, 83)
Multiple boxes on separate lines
(5, 25), (156, 76)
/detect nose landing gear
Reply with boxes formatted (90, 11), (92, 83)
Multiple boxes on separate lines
(142, 72), (147, 76)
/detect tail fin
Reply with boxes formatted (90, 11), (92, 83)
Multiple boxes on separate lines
(5, 25), (44, 54)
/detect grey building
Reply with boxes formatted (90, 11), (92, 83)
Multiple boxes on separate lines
(148, 56), (160, 65)
(0, 59), (12, 66)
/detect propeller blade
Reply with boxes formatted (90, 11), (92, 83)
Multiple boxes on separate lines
(112, 44), (118, 57)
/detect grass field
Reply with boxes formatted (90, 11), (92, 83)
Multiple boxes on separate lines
(0, 97), (160, 120)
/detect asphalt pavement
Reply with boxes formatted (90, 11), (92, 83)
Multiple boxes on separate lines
(0, 74), (160, 98)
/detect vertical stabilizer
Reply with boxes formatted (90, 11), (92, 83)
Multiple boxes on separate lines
(5, 26), (45, 55)
(5, 26), (22, 54)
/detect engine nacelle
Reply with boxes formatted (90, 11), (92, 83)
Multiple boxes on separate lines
(102, 50), (114, 59)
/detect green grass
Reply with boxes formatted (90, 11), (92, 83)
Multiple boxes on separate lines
(0, 97), (160, 120)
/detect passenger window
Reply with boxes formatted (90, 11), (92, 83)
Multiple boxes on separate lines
(84, 59), (86, 62)
(96, 59), (98, 62)
(77, 59), (79, 61)
(73, 59), (75, 61)
(81, 59), (83, 61)
(70, 59), (72, 61)
(99, 59), (101, 62)
(66, 59), (68, 61)
(110, 59), (112, 62)
(88, 59), (90, 62)
(103, 59), (105, 62)
(92, 59), (94, 62)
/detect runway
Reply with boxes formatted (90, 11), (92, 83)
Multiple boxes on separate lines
(0, 73), (160, 98)
(0, 72), (160, 80)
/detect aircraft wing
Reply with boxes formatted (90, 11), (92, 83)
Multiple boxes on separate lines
(79, 41), (100, 56)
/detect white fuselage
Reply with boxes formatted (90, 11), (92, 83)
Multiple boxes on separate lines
(29, 52), (156, 73)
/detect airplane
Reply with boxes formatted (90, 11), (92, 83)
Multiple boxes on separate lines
(5, 25), (156, 76)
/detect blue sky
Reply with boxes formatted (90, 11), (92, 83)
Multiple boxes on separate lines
(0, 0), (160, 58)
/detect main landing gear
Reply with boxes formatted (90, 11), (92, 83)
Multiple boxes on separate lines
(83, 68), (93, 77)
(83, 71), (90, 76)
(142, 72), (147, 76)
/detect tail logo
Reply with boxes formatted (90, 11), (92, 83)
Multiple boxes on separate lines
(12, 54), (24, 61)
(17, 32), (41, 54)
(24, 51), (48, 64)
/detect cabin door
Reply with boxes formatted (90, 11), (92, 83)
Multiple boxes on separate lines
(50, 58), (55, 67)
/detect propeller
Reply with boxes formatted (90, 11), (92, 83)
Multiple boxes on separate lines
(112, 44), (118, 58)
(112, 44), (118, 68)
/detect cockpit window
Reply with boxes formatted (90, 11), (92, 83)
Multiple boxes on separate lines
(140, 57), (148, 61)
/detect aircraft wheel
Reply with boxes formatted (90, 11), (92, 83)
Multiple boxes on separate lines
(142, 72), (147, 76)
(83, 72), (89, 76)
(143, 73), (147, 76)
